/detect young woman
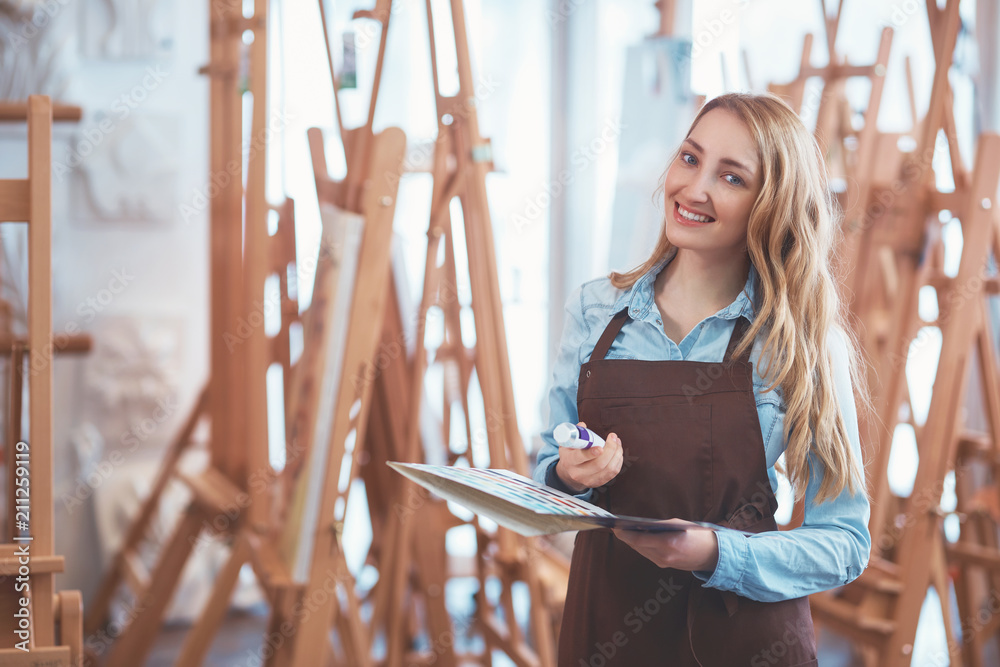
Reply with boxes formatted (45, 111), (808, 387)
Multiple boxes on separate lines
(533, 92), (870, 666)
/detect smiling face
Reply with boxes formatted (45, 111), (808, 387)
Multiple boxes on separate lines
(663, 108), (762, 263)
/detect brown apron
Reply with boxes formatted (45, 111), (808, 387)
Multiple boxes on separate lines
(558, 310), (818, 666)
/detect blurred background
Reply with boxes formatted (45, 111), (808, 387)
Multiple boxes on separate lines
(2, 0), (998, 665)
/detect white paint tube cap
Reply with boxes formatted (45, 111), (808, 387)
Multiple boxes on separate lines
(553, 422), (606, 449)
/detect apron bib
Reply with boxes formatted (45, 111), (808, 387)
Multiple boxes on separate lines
(558, 310), (817, 666)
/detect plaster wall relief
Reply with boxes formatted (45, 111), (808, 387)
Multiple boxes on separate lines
(0, 0), (73, 100)
(65, 112), (179, 225)
(80, 314), (183, 458)
(80, 0), (175, 59)
(68, 314), (265, 623)
(0, 225), (28, 337)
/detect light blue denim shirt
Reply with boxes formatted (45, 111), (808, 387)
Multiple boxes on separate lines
(533, 251), (871, 602)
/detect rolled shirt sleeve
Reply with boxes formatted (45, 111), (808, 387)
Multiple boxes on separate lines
(533, 284), (600, 501)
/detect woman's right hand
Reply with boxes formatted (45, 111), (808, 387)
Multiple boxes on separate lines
(554, 422), (624, 493)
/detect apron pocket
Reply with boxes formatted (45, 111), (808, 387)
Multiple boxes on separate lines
(596, 404), (713, 520)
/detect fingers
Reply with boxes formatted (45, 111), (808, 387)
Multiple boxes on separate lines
(612, 529), (719, 571)
(558, 431), (624, 490)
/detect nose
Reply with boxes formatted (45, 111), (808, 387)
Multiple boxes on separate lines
(682, 170), (712, 204)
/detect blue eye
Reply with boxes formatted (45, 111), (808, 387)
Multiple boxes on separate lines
(724, 174), (744, 186)
(681, 153), (697, 166)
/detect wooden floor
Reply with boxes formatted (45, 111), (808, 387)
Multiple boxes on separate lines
(146, 604), (271, 666)
(139, 608), (862, 666)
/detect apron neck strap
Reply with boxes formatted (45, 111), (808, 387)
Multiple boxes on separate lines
(724, 316), (752, 363)
(592, 309), (630, 361)
(593, 310), (752, 363)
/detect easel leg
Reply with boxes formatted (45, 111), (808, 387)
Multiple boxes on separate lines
(174, 532), (254, 666)
(412, 505), (458, 667)
(85, 386), (208, 636)
(264, 584), (302, 667)
(105, 506), (204, 667)
(57, 590), (83, 667)
(932, 529), (963, 667)
(34, 574), (56, 645)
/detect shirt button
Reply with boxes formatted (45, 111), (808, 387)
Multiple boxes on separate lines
(586, 370), (591, 378)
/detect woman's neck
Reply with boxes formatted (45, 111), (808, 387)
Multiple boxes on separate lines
(655, 248), (750, 315)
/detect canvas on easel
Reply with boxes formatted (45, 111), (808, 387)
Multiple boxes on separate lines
(279, 198), (364, 580)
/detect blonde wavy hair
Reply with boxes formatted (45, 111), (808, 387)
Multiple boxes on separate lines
(610, 92), (867, 503)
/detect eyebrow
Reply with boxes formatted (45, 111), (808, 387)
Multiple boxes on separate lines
(683, 138), (756, 176)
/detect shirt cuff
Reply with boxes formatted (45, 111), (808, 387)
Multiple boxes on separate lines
(693, 528), (747, 591)
(544, 460), (595, 501)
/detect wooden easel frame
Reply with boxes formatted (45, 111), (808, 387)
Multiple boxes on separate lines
(276, 1), (561, 664)
(0, 95), (83, 667)
(90, 1), (286, 664)
(91, 0), (564, 663)
(804, 3), (1000, 665)
(358, 2), (558, 665)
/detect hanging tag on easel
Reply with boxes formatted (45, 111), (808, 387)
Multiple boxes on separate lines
(340, 30), (357, 90)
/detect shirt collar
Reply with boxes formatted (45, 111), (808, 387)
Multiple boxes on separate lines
(612, 247), (759, 322)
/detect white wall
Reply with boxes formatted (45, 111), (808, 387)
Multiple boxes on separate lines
(0, 0), (210, 604)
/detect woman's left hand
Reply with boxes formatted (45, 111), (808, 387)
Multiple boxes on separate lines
(613, 526), (720, 572)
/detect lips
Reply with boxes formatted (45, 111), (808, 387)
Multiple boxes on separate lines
(674, 202), (716, 224)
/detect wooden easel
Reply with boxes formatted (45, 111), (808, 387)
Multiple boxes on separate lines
(87, 1), (290, 664)
(766, 0), (894, 301)
(753, 0), (894, 535)
(947, 278), (1000, 666)
(91, 0), (560, 663)
(834, 0), (962, 551)
(83, 201), (299, 644)
(265, 0), (563, 664)
(802, 2), (1000, 664)
(0, 101), (91, 554)
(0, 95), (83, 667)
(82, 0), (401, 664)
(356, 2), (558, 665)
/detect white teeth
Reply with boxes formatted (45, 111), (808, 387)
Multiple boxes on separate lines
(678, 205), (711, 222)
